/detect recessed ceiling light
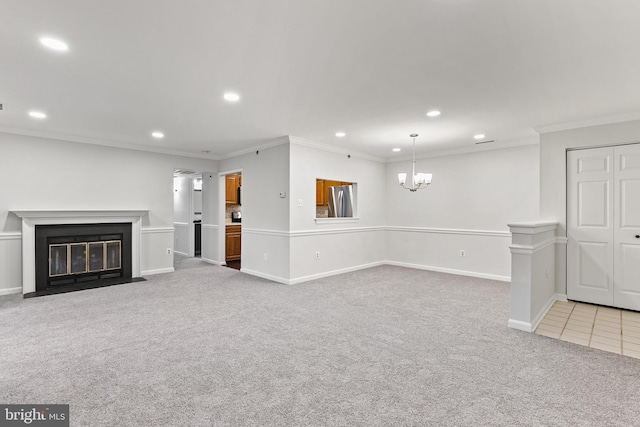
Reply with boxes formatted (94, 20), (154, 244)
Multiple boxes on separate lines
(474, 134), (486, 140)
(39, 37), (69, 51)
(426, 110), (441, 117)
(392, 148), (401, 152)
(335, 132), (346, 137)
(223, 93), (240, 102)
(151, 131), (164, 139)
(28, 111), (46, 119)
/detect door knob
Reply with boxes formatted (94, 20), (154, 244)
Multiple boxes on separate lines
(636, 235), (640, 239)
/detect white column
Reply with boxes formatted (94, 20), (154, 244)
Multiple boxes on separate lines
(507, 221), (559, 332)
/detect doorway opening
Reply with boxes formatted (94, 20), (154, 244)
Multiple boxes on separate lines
(173, 169), (207, 270)
(221, 171), (242, 271)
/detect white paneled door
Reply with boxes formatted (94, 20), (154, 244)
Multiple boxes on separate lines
(613, 144), (640, 310)
(567, 147), (614, 305)
(567, 144), (640, 310)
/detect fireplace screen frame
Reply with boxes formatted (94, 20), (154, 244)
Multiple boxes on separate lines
(35, 223), (132, 292)
(49, 240), (122, 277)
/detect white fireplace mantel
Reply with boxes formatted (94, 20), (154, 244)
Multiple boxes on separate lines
(11, 210), (148, 294)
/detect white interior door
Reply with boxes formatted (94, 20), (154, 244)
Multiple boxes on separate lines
(567, 147), (614, 305)
(613, 144), (640, 310)
(567, 143), (640, 310)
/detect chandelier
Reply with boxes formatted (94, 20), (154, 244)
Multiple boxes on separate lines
(398, 133), (432, 192)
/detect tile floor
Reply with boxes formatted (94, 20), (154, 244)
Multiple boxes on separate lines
(535, 300), (640, 359)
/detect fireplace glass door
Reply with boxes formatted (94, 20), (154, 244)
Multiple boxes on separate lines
(88, 242), (104, 272)
(49, 244), (68, 277)
(70, 243), (87, 274)
(48, 240), (122, 278)
(106, 241), (121, 269)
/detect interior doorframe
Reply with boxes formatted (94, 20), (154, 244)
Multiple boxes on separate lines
(218, 168), (243, 266)
(172, 170), (206, 264)
(565, 141), (640, 302)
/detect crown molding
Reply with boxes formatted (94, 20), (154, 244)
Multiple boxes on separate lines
(1, 125), (542, 164)
(0, 126), (219, 161)
(217, 136), (290, 160)
(288, 136), (386, 163)
(534, 111), (640, 134)
(385, 135), (539, 163)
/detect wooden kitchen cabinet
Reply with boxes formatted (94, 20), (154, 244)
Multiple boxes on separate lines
(226, 174), (241, 205)
(225, 224), (241, 261)
(323, 180), (337, 204)
(316, 179), (325, 206)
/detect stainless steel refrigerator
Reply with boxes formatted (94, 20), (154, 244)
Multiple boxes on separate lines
(328, 185), (354, 218)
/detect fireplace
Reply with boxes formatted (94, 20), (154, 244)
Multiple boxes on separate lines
(35, 223), (133, 293)
(11, 210), (148, 296)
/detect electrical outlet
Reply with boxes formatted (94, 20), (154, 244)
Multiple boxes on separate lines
(460, 250), (465, 257)
(167, 248), (172, 255)
(297, 198), (304, 207)
(315, 251), (320, 260)
(264, 253), (268, 261)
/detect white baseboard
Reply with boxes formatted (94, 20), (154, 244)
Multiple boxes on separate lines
(508, 319), (533, 332)
(509, 293), (567, 333)
(241, 260), (505, 286)
(173, 251), (188, 256)
(242, 262), (386, 286)
(288, 261), (386, 285)
(141, 268), (175, 276)
(0, 287), (22, 296)
(201, 258), (224, 266)
(555, 293), (568, 302)
(385, 260), (511, 282)
(240, 268), (290, 285)
(530, 294), (559, 332)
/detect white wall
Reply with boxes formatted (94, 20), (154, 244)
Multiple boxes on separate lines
(0, 132), (218, 292)
(201, 172), (220, 264)
(0, 131), (544, 292)
(173, 176), (191, 256)
(540, 119), (640, 295)
(218, 140), (291, 281)
(288, 139), (387, 282)
(0, 234), (21, 295)
(224, 138), (540, 284)
(289, 139), (386, 230)
(385, 144), (540, 280)
(219, 141), (290, 231)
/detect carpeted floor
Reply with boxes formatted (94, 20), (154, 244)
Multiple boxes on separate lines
(173, 253), (211, 271)
(1, 264), (640, 426)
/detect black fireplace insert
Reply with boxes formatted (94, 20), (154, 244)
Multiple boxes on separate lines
(31, 223), (137, 297)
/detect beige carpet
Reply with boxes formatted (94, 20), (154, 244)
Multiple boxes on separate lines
(1, 264), (640, 426)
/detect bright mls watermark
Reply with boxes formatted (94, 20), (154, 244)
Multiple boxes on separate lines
(0, 405), (68, 426)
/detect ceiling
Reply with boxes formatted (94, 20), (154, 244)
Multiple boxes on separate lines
(2, 0), (640, 161)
